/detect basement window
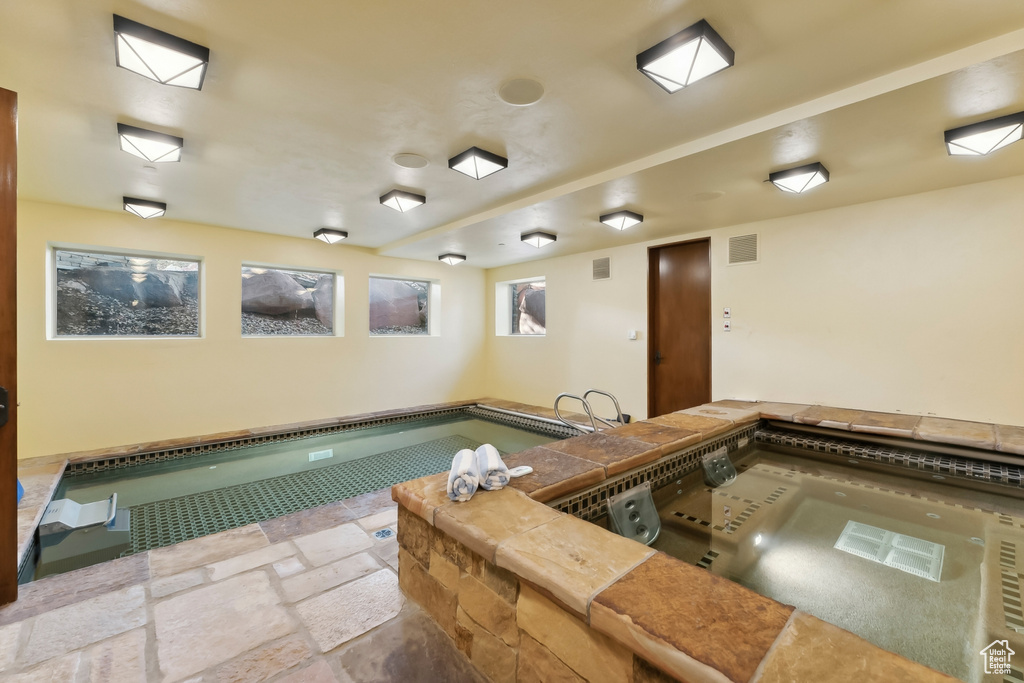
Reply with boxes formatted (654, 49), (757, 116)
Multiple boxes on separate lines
(51, 247), (200, 338)
(496, 277), (546, 336)
(369, 276), (437, 336)
(241, 265), (338, 336)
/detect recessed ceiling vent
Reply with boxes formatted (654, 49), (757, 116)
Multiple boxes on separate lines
(728, 234), (758, 265)
(593, 257), (611, 280)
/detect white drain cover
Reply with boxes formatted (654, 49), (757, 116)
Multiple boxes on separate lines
(834, 520), (944, 582)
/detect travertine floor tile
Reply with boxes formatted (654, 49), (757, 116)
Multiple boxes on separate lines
(356, 508), (398, 531)
(4, 652), (82, 682)
(207, 541), (296, 581)
(274, 557), (307, 579)
(543, 432), (661, 476)
(495, 514), (654, 616)
(276, 658), (342, 683)
(294, 524), (374, 567)
(214, 634), (312, 683)
(503, 447), (607, 503)
(281, 553), (381, 603)
(1, 552), (149, 627)
(150, 568), (205, 599)
(154, 571), (295, 682)
(342, 487), (398, 518)
(0, 621), (21, 670)
(259, 501), (357, 544)
(792, 405), (863, 430)
(755, 402), (811, 422)
(149, 524), (269, 577)
(84, 628), (147, 683)
(680, 405), (759, 425)
(296, 569), (404, 653)
(334, 604), (488, 683)
(997, 424), (1024, 456)
(22, 585), (147, 666)
(649, 413), (733, 439)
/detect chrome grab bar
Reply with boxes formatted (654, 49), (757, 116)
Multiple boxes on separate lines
(583, 389), (626, 427)
(553, 393), (598, 434)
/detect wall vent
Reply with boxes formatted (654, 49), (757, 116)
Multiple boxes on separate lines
(728, 234), (758, 265)
(593, 257), (611, 280)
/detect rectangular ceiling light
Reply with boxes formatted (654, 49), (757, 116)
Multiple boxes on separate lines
(313, 228), (348, 244)
(117, 123), (183, 162)
(945, 111), (1024, 156)
(380, 189), (426, 212)
(769, 162), (829, 194)
(448, 146), (508, 179)
(600, 210), (644, 230)
(123, 197), (166, 219)
(113, 15), (210, 90)
(637, 19), (734, 93)
(521, 231), (556, 248)
(439, 253), (466, 265)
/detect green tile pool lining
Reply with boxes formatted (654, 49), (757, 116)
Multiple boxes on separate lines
(125, 434), (480, 555)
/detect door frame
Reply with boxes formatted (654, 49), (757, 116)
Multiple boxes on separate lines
(1, 87), (18, 604)
(647, 237), (712, 418)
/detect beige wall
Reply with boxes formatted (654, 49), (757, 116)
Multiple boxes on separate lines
(485, 174), (1024, 426)
(17, 200), (487, 459)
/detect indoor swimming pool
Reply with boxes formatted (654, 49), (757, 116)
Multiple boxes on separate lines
(24, 407), (567, 582)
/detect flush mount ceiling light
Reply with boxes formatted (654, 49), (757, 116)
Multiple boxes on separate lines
(944, 111), (1024, 156)
(637, 19), (734, 93)
(439, 253), (466, 266)
(313, 228), (348, 244)
(448, 147), (508, 179)
(113, 15), (210, 90)
(520, 231), (557, 248)
(769, 162), (830, 194)
(600, 210), (644, 230)
(123, 197), (166, 219)
(117, 123), (183, 163)
(380, 189), (426, 212)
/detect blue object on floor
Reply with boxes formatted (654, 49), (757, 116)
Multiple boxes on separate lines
(16, 479), (23, 505)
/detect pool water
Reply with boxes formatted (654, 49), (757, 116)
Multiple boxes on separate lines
(30, 414), (557, 581)
(650, 445), (1024, 682)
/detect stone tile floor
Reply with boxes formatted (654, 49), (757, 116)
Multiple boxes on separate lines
(0, 488), (488, 682)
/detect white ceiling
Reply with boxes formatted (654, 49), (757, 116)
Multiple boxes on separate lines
(2, 0), (1024, 268)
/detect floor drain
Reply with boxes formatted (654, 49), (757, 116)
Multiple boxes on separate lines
(373, 529), (394, 540)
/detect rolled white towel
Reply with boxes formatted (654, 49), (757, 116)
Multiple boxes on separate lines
(447, 448), (480, 502)
(477, 443), (510, 491)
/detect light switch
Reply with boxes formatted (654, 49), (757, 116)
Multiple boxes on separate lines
(723, 307), (731, 318)
(628, 330), (638, 340)
(724, 320), (732, 331)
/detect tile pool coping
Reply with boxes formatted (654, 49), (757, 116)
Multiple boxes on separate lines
(391, 399), (1024, 682)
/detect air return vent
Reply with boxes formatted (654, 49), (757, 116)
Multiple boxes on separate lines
(728, 234), (758, 265)
(593, 257), (611, 280)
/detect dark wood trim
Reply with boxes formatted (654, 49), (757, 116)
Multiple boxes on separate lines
(647, 237), (712, 418)
(0, 87), (18, 604)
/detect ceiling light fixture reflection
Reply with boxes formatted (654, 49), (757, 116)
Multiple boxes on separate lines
(380, 189), (426, 212)
(637, 19), (734, 93)
(520, 231), (557, 248)
(123, 197), (166, 219)
(448, 146), (508, 179)
(113, 14), (210, 90)
(600, 210), (644, 230)
(768, 162), (830, 194)
(438, 253), (466, 266)
(313, 228), (347, 244)
(944, 111), (1024, 156)
(117, 123), (183, 162)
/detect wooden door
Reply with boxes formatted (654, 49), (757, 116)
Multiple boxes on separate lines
(648, 238), (711, 417)
(0, 88), (16, 604)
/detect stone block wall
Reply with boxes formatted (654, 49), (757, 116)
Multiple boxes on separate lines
(396, 507), (673, 683)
